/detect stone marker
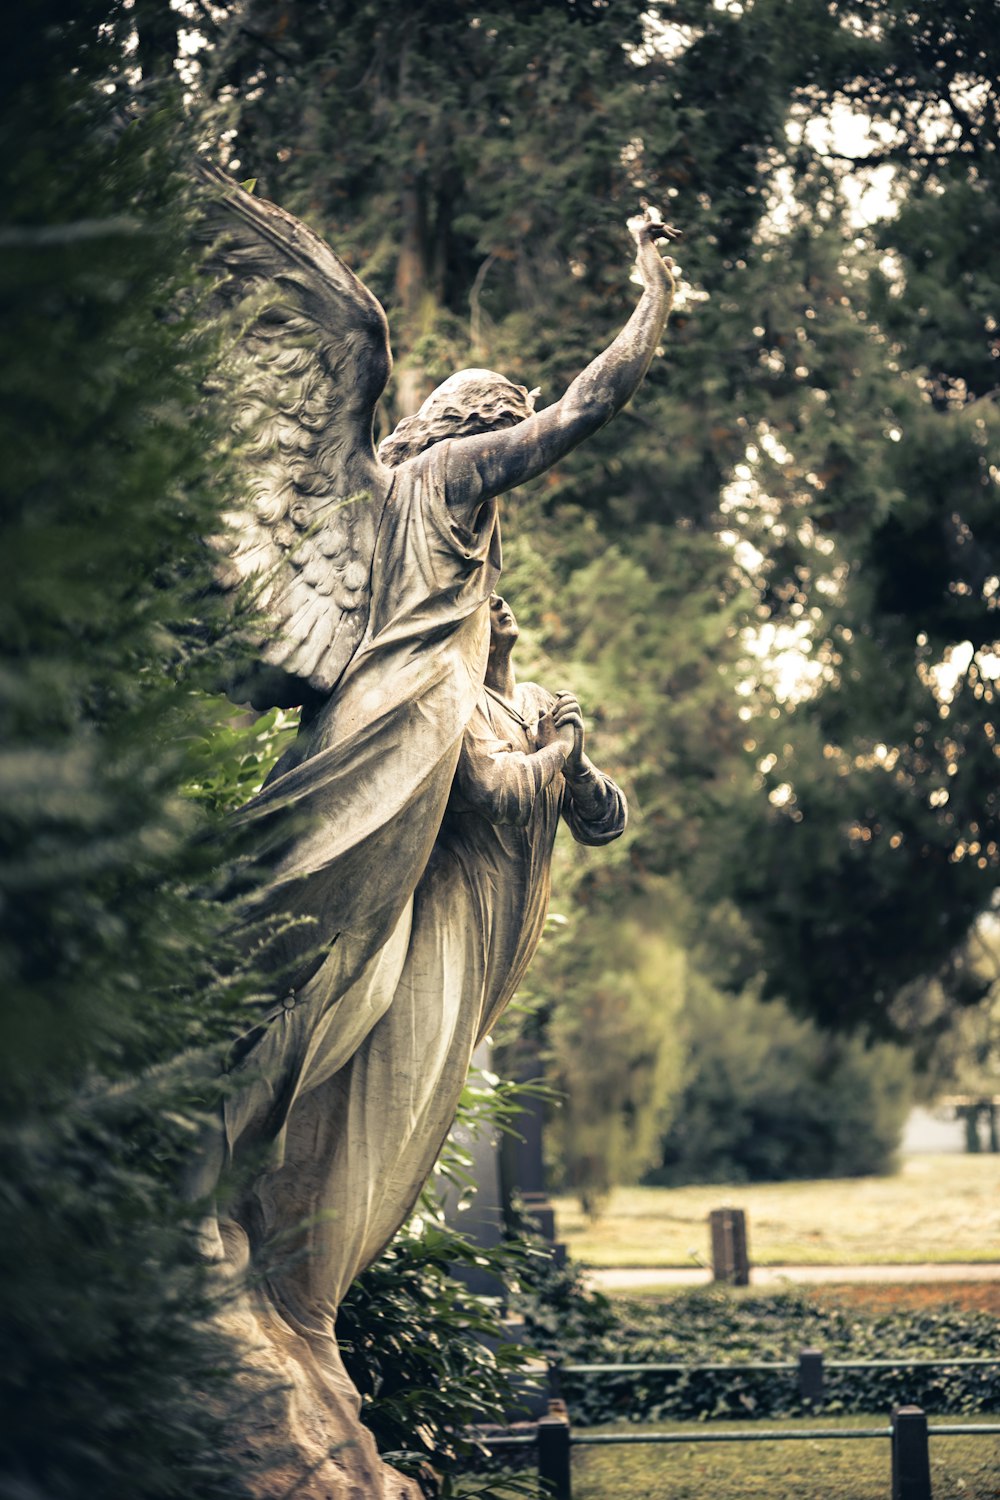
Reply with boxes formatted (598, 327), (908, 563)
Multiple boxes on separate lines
(709, 1206), (751, 1286)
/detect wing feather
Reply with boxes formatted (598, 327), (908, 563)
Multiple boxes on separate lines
(198, 164), (392, 709)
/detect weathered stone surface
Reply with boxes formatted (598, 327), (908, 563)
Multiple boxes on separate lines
(193, 168), (674, 1492)
(210, 1226), (419, 1500)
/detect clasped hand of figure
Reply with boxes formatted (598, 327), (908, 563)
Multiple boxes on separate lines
(536, 691), (585, 774)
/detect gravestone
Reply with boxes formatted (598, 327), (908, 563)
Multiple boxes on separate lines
(709, 1206), (750, 1286)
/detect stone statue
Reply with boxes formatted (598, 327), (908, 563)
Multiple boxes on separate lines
(195, 166), (674, 1497)
(246, 590), (626, 1332)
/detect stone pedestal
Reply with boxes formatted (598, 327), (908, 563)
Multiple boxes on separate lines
(211, 1222), (420, 1500)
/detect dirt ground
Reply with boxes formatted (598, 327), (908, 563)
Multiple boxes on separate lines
(808, 1280), (1000, 1315)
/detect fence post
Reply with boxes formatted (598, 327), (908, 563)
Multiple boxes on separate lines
(709, 1207), (750, 1286)
(798, 1348), (825, 1407)
(891, 1405), (932, 1500)
(538, 1398), (572, 1500)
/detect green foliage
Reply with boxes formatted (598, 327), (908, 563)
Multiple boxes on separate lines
(337, 1217), (538, 1491)
(185, 703), (300, 817)
(899, 924), (1000, 1099)
(647, 981), (913, 1185)
(694, 0), (1000, 1034)
(540, 895), (687, 1213)
(509, 1231), (617, 1358)
(0, 7), (269, 1496)
(0, 1103), (246, 1500)
(558, 1288), (1000, 1424)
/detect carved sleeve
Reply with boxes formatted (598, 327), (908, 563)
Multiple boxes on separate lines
(561, 760), (627, 847)
(408, 443), (500, 565)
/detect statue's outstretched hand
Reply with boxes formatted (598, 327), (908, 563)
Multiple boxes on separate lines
(629, 206), (680, 289)
(630, 204), (681, 245)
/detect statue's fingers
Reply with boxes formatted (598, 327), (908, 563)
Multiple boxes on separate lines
(553, 708), (585, 730)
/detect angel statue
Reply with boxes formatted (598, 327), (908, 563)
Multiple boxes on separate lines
(248, 589), (627, 1335)
(193, 165), (675, 1496)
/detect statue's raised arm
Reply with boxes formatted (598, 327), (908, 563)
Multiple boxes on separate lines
(414, 216), (677, 512)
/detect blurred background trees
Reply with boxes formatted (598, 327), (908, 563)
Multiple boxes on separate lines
(191, 0), (1000, 1202)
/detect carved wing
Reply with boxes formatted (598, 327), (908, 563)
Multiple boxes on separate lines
(198, 164), (392, 709)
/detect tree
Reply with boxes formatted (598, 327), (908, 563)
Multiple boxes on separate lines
(539, 892), (687, 1214)
(702, 0), (1000, 1035)
(194, 0), (964, 1188)
(0, 7), (268, 1494)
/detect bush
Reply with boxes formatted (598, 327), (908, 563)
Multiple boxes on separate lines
(645, 980), (913, 1185)
(0, 8), (264, 1496)
(508, 1221), (618, 1358)
(557, 1288), (1000, 1425)
(337, 1217), (540, 1494)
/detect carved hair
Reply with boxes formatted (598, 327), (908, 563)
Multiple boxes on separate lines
(378, 369), (537, 467)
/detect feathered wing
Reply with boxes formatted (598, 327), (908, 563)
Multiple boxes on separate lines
(198, 164), (392, 709)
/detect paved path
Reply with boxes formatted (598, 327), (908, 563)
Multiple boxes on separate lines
(588, 1263), (1000, 1291)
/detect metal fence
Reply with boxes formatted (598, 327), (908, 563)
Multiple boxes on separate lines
(480, 1352), (1000, 1500)
(554, 1348), (1000, 1405)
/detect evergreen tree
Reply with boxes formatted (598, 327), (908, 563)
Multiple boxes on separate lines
(0, 6), (264, 1494)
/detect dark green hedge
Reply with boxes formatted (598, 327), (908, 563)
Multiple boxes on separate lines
(555, 1289), (1000, 1424)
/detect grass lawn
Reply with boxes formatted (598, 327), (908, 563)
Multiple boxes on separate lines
(552, 1154), (1000, 1267)
(569, 1415), (1000, 1500)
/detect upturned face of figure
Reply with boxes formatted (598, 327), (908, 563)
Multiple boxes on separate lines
(488, 593), (519, 654)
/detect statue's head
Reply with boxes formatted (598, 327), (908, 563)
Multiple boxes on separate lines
(378, 369), (538, 467)
(488, 591), (519, 657)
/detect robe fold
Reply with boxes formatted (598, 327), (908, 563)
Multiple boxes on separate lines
(223, 441), (500, 1163)
(245, 680), (626, 1352)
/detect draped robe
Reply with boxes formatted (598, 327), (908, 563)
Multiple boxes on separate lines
(246, 680), (626, 1354)
(223, 440), (500, 1169)
(216, 434), (626, 1400)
